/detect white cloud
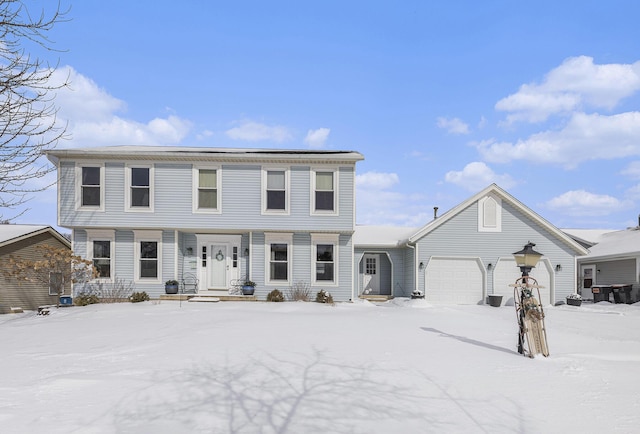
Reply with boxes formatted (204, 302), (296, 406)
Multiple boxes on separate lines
(225, 121), (293, 143)
(356, 171), (400, 190)
(50, 66), (192, 146)
(496, 56), (640, 124)
(545, 190), (625, 216)
(477, 111), (640, 168)
(436, 117), (470, 135)
(303, 128), (330, 149)
(444, 162), (515, 191)
(620, 161), (640, 179)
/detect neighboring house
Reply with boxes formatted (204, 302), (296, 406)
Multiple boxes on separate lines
(565, 227), (640, 302)
(46, 146), (364, 301)
(353, 184), (589, 305)
(0, 225), (71, 313)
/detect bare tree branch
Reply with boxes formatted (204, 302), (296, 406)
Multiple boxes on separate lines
(0, 0), (69, 220)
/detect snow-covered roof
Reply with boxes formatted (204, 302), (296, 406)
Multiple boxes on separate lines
(0, 225), (70, 248)
(353, 225), (417, 247)
(580, 228), (640, 260)
(561, 228), (617, 245)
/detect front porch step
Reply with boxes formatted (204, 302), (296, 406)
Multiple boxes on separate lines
(359, 294), (393, 302)
(159, 293), (258, 302)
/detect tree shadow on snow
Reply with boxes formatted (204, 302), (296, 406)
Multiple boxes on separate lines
(112, 349), (441, 433)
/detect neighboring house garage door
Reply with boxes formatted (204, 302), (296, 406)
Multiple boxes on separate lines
(493, 258), (552, 306)
(425, 257), (484, 304)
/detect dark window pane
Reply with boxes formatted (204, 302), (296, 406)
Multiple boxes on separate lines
(199, 190), (217, 209)
(140, 241), (157, 259)
(271, 262), (288, 280)
(271, 244), (287, 261)
(140, 260), (157, 278)
(131, 188), (149, 207)
(93, 259), (111, 278)
(82, 167), (100, 185)
(93, 241), (110, 258)
(82, 186), (100, 206)
(267, 191), (285, 210)
(131, 168), (149, 186)
(316, 263), (334, 281)
(316, 191), (334, 211)
(317, 244), (333, 261)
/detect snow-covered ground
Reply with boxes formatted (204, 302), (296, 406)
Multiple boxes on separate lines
(1, 299), (639, 433)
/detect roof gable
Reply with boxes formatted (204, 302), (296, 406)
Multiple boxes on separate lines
(408, 184), (588, 255)
(0, 225), (70, 249)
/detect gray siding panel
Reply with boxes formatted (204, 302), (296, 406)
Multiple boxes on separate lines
(415, 201), (578, 303)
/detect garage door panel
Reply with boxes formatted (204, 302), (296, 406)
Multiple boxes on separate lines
(493, 258), (551, 306)
(425, 258), (484, 304)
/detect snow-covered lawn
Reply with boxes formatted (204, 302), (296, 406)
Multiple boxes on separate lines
(1, 299), (639, 433)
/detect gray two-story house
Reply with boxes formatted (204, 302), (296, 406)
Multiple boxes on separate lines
(47, 146), (364, 301)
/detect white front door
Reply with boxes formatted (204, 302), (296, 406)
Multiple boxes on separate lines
(363, 254), (380, 295)
(208, 244), (228, 289)
(196, 234), (242, 292)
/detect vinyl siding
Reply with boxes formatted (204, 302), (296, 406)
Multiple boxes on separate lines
(0, 233), (71, 313)
(415, 200), (578, 303)
(59, 162), (355, 232)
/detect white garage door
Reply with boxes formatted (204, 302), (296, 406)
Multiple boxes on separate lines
(425, 257), (484, 304)
(493, 258), (552, 306)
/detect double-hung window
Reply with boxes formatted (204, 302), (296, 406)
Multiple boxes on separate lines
(265, 233), (292, 284)
(193, 167), (221, 212)
(263, 168), (289, 214)
(134, 231), (162, 282)
(312, 169), (337, 214)
(126, 165), (153, 211)
(312, 234), (338, 285)
(87, 230), (114, 280)
(76, 164), (104, 210)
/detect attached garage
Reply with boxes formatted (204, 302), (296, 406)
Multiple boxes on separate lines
(493, 258), (553, 306)
(425, 257), (485, 304)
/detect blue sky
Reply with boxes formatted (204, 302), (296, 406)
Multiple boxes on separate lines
(13, 0), (640, 230)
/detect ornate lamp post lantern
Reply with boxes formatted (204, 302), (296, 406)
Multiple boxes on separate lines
(512, 241), (543, 278)
(512, 242), (549, 357)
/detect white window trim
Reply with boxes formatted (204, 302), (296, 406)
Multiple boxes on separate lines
(192, 165), (222, 214)
(86, 229), (115, 282)
(134, 230), (163, 283)
(310, 167), (339, 216)
(478, 194), (502, 232)
(75, 163), (105, 212)
(261, 166), (290, 215)
(311, 233), (339, 286)
(265, 232), (293, 285)
(125, 164), (154, 212)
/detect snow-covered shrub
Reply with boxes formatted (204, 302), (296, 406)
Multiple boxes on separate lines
(130, 291), (150, 303)
(315, 289), (334, 304)
(267, 289), (284, 302)
(287, 281), (311, 301)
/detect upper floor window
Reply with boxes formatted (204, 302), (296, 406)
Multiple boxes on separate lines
(312, 169), (337, 214)
(76, 164), (104, 210)
(263, 168), (289, 214)
(126, 165), (154, 211)
(193, 166), (221, 213)
(86, 229), (114, 280)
